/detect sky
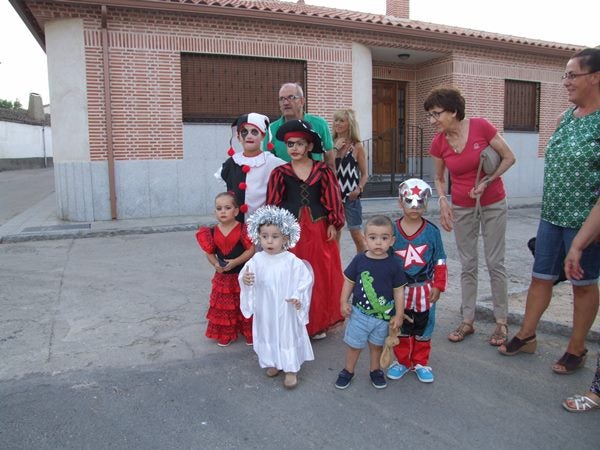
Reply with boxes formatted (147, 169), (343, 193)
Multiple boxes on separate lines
(1, 0), (598, 106)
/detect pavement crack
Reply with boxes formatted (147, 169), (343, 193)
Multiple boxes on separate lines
(46, 239), (75, 363)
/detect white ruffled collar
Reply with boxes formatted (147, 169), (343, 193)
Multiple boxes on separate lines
(232, 152), (268, 167)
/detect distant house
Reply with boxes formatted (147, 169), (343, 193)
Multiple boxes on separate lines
(10, 0), (579, 221)
(0, 100), (52, 171)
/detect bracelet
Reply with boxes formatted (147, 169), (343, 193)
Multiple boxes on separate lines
(438, 195), (448, 206)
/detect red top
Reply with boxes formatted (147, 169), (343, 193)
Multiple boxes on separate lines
(429, 118), (506, 208)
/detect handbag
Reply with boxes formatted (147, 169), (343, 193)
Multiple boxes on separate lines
(474, 146), (502, 219)
(480, 146), (501, 175)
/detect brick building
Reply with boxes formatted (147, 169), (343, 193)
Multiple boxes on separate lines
(10, 0), (580, 221)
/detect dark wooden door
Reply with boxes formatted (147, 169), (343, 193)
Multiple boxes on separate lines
(372, 80), (405, 174)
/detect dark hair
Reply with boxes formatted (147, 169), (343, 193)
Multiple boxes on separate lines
(215, 191), (238, 208)
(423, 88), (466, 121)
(364, 215), (394, 232)
(571, 48), (600, 73)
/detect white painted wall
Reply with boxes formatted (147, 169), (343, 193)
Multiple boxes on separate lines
(0, 121), (52, 159)
(45, 18), (90, 162)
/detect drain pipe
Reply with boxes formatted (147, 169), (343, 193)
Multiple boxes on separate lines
(101, 5), (117, 219)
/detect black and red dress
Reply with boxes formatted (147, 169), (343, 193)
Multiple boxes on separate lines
(266, 161), (345, 336)
(196, 222), (253, 344)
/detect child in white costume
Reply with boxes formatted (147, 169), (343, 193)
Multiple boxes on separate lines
(239, 206), (314, 389)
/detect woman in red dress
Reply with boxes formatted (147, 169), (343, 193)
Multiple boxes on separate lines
(267, 120), (345, 339)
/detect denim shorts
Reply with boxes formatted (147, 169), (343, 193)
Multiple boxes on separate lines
(343, 199), (363, 231)
(532, 219), (600, 285)
(343, 306), (389, 349)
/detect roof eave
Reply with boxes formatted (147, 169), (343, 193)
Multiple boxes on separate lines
(17, 0), (580, 58)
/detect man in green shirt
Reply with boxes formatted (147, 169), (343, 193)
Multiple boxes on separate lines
(264, 82), (335, 169)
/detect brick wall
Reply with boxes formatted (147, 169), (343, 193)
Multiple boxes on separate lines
(29, 2), (570, 163)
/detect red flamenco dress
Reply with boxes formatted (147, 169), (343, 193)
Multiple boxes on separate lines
(196, 222), (253, 344)
(267, 161), (345, 336)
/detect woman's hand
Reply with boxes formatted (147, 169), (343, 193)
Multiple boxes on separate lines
(347, 187), (361, 201)
(334, 137), (347, 151)
(438, 199), (454, 232)
(469, 177), (489, 198)
(564, 247), (584, 280)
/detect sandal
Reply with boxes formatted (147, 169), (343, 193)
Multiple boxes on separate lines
(562, 393), (600, 413)
(498, 334), (536, 356)
(489, 323), (508, 347)
(552, 349), (588, 374)
(448, 323), (475, 343)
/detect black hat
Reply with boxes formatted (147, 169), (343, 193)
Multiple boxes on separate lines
(275, 119), (323, 155)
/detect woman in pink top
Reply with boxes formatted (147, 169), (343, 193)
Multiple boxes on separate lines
(425, 88), (516, 347)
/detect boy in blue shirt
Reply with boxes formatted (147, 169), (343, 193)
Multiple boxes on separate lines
(335, 215), (406, 389)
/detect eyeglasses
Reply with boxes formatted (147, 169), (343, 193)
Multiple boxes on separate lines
(278, 95), (301, 103)
(561, 71), (596, 80)
(240, 128), (261, 138)
(425, 110), (446, 120)
(286, 140), (308, 149)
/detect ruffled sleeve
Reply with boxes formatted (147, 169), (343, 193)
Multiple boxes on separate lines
(318, 163), (345, 229)
(266, 166), (285, 206)
(238, 258), (255, 319)
(195, 226), (215, 254)
(240, 223), (254, 249)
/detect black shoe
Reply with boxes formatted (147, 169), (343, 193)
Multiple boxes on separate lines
(369, 369), (387, 389)
(335, 368), (354, 389)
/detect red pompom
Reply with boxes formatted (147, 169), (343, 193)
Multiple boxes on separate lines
(239, 182), (247, 190)
(240, 204), (249, 213)
(227, 147), (235, 156)
(242, 165), (250, 173)
(267, 142), (274, 151)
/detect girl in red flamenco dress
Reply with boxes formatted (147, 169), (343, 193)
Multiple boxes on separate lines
(196, 192), (255, 346)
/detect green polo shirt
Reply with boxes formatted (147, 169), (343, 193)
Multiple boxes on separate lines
(263, 113), (334, 162)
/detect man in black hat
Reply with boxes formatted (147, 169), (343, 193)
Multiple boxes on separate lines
(264, 82), (335, 169)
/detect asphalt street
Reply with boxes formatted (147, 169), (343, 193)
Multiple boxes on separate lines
(0, 168), (599, 449)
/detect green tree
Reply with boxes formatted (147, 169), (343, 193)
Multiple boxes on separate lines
(0, 99), (23, 109)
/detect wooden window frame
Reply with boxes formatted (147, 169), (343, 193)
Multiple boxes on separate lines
(504, 80), (540, 132)
(181, 53), (306, 123)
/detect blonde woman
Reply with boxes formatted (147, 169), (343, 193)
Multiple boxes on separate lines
(333, 109), (368, 253)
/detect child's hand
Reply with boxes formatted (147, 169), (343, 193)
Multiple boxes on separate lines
(326, 224), (337, 241)
(340, 302), (352, 318)
(242, 266), (254, 286)
(286, 298), (301, 310)
(429, 288), (441, 303)
(390, 314), (403, 330)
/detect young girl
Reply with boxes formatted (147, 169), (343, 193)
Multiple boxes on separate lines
(239, 205), (314, 389)
(266, 119), (345, 340)
(216, 113), (285, 222)
(196, 192), (255, 347)
(333, 109), (368, 253)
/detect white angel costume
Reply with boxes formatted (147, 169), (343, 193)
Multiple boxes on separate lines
(239, 251), (314, 373)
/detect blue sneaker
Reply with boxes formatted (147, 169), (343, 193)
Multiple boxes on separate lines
(335, 368), (354, 389)
(369, 369), (387, 389)
(386, 362), (409, 380)
(414, 364), (434, 383)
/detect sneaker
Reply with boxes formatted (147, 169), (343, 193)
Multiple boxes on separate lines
(245, 338), (253, 346)
(369, 369), (387, 389)
(386, 362), (409, 380)
(414, 364), (434, 383)
(335, 368), (354, 389)
(311, 332), (327, 340)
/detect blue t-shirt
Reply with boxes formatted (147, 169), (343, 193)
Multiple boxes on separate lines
(343, 253), (406, 321)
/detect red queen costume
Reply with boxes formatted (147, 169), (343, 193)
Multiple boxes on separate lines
(266, 120), (345, 337)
